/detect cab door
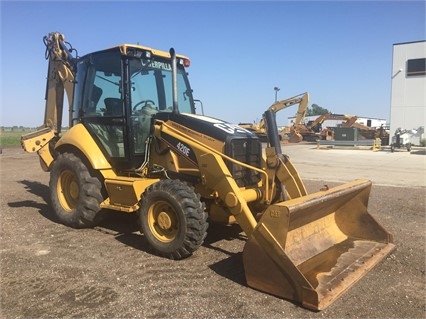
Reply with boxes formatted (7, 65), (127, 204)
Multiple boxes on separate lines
(73, 49), (131, 169)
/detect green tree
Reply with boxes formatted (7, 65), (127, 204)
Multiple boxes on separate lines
(306, 104), (329, 116)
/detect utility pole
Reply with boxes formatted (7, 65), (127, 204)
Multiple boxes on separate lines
(274, 87), (280, 102)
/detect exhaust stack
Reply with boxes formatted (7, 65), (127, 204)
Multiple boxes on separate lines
(170, 48), (179, 114)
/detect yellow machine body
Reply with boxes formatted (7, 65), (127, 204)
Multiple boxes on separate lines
(22, 32), (395, 311)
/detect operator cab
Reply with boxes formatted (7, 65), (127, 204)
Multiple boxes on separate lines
(71, 45), (195, 171)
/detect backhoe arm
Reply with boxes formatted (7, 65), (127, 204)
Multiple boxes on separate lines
(42, 32), (76, 133)
(21, 32), (76, 159)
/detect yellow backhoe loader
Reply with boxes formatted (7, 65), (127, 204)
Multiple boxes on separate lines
(22, 32), (395, 311)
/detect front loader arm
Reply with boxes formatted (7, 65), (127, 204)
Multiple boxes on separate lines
(153, 120), (269, 236)
(152, 113), (310, 236)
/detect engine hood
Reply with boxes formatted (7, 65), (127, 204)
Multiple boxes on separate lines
(154, 112), (258, 142)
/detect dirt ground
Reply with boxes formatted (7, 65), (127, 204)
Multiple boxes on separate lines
(0, 146), (425, 319)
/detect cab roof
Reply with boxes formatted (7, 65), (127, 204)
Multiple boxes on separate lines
(106, 44), (190, 61)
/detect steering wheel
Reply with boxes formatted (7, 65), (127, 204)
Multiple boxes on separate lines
(133, 100), (156, 112)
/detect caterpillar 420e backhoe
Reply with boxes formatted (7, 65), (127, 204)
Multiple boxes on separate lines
(22, 32), (395, 311)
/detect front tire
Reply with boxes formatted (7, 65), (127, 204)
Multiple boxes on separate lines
(139, 179), (208, 260)
(49, 152), (103, 228)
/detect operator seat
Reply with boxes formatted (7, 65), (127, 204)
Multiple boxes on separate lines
(91, 85), (103, 106)
(134, 103), (157, 153)
(102, 98), (124, 157)
(84, 85), (103, 115)
(104, 98), (123, 116)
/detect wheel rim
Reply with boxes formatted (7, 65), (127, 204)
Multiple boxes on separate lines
(147, 200), (178, 243)
(57, 169), (79, 212)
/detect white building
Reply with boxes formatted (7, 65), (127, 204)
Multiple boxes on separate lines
(390, 41), (426, 145)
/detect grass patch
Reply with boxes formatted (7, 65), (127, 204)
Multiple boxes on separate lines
(0, 129), (34, 148)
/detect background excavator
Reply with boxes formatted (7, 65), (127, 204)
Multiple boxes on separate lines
(291, 114), (388, 142)
(289, 112), (331, 142)
(239, 92), (309, 142)
(22, 32), (395, 311)
(299, 113), (351, 142)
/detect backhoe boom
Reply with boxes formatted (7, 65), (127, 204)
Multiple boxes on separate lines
(21, 32), (75, 157)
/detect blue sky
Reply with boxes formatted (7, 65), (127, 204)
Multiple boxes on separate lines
(1, 1), (425, 127)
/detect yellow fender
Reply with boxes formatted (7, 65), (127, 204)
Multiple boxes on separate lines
(55, 124), (159, 213)
(55, 124), (111, 170)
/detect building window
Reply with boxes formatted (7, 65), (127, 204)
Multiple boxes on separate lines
(406, 58), (426, 76)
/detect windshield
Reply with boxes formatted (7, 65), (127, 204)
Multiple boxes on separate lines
(129, 57), (194, 114)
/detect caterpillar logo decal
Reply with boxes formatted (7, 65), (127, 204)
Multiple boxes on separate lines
(160, 133), (198, 166)
(213, 123), (252, 135)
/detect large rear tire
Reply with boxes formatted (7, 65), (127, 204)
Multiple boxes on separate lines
(139, 179), (208, 260)
(49, 152), (103, 228)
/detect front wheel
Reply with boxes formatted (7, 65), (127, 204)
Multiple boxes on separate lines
(49, 152), (103, 228)
(139, 179), (208, 260)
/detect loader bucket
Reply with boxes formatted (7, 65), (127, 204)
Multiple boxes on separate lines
(243, 179), (395, 311)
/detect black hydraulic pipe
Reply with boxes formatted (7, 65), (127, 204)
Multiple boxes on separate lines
(264, 110), (288, 201)
(264, 109), (282, 155)
(170, 48), (179, 114)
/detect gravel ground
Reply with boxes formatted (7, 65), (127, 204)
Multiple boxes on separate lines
(0, 146), (425, 318)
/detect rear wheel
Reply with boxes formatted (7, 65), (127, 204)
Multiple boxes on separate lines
(139, 179), (208, 260)
(49, 152), (103, 228)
